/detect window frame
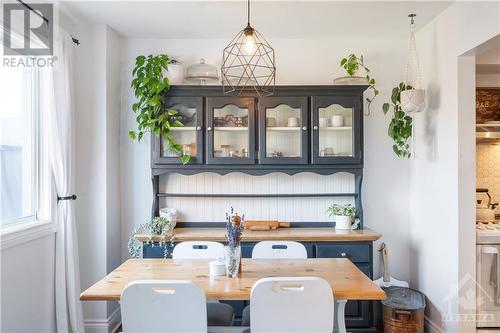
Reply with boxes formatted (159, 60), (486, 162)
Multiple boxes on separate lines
(0, 27), (56, 247)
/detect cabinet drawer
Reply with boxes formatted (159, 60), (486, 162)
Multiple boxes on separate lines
(315, 243), (371, 263)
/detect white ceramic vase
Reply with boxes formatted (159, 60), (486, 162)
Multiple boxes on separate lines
(400, 89), (425, 113)
(335, 215), (352, 230)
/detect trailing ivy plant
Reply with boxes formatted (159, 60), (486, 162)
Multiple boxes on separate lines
(128, 217), (175, 259)
(130, 54), (190, 164)
(382, 83), (413, 158)
(340, 54), (379, 114)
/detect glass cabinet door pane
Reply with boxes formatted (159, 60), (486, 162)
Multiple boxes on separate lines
(318, 104), (353, 157)
(213, 105), (249, 158)
(265, 105), (301, 158)
(161, 104), (198, 158)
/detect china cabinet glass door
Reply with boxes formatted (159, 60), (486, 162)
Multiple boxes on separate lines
(152, 97), (203, 164)
(206, 97), (256, 164)
(258, 96), (308, 164)
(311, 96), (362, 164)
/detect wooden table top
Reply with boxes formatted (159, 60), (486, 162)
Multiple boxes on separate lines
(135, 227), (381, 243)
(80, 258), (386, 302)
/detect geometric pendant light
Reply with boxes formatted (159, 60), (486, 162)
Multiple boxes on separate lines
(221, 0), (276, 96)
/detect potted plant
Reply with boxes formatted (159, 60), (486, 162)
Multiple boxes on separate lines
(382, 82), (413, 158)
(129, 54), (190, 164)
(128, 217), (175, 259)
(327, 203), (360, 230)
(335, 54), (379, 114)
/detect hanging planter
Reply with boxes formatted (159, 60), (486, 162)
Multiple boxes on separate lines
(401, 14), (425, 113)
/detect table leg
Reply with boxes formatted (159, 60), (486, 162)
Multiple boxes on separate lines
(334, 299), (347, 333)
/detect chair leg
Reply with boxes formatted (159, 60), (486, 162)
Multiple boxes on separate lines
(334, 300), (347, 333)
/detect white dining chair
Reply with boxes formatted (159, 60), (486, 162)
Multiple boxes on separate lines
(250, 277), (334, 333)
(251, 241), (308, 259)
(121, 280), (207, 333)
(172, 241), (225, 259)
(241, 241), (309, 327)
(172, 241), (234, 326)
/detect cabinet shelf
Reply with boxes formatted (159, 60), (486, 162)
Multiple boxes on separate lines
(214, 126), (248, 131)
(267, 127), (301, 131)
(319, 126), (352, 131)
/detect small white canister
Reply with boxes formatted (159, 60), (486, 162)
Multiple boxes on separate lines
(331, 115), (344, 127)
(209, 260), (226, 276)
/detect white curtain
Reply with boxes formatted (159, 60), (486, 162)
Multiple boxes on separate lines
(43, 30), (85, 333)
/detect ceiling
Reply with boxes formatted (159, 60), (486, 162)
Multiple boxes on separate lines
(62, 1), (453, 39)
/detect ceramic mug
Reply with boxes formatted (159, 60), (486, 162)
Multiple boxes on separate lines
(331, 115), (344, 127)
(319, 117), (329, 127)
(287, 117), (299, 127)
(266, 117), (277, 127)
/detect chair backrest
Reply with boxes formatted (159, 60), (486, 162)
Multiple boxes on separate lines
(252, 241), (308, 259)
(250, 277), (334, 333)
(121, 280), (207, 333)
(172, 241), (224, 259)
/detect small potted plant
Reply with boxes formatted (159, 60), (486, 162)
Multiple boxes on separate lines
(327, 203), (359, 230)
(128, 217), (175, 259)
(335, 54), (379, 114)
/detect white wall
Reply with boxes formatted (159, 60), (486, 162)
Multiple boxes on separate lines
(120, 37), (412, 281)
(411, 2), (500, 332)
(73, 17), (122, 332)
(0, 234), (56, 332)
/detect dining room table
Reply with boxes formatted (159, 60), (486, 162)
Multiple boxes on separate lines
(80, 258), (386, 333)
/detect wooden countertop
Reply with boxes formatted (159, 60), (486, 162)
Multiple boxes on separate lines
(135, 227), (381, 242)
(80, 258), (386, 301)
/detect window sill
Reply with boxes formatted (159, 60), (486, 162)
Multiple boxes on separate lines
(1, 220), (56, 250)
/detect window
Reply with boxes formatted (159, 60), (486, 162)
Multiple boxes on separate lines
(0, 65), (40, 226)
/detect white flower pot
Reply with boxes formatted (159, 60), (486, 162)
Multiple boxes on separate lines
(166, 63), (185, 85)
(400, 89), (425, 113)
(334, 215), (352, 230)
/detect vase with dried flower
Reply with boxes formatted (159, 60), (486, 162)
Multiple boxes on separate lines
(224, 207), (245, 278)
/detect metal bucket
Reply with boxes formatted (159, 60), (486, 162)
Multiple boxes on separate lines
(382, 287), (426, 333)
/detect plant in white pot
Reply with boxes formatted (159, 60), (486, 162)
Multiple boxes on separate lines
(327, 204), (360, 230)
(400, 14), (425, 113)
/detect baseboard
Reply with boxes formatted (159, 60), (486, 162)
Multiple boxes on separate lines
(425, 315), (444, 333)
(84, 308), (121, 333)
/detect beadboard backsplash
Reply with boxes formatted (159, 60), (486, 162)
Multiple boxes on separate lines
(477, 144), (500, 204)
(159, 172), (355, 222)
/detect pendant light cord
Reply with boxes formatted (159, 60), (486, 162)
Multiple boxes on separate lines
(247, 0), (250, 25)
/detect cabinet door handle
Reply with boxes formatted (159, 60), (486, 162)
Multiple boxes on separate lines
(313, 126), (319, 130)
(207, 127), (212, 131)
(302, 126), (307, 131)
(341, 252), (347, 257)
(196, 126), (202, 131)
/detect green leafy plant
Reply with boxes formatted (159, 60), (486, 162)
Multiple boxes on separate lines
(382, 83), (413, 158)
(130, 54), (190, 164)
(340, 54), (379, 113)
(128, 217), (175, 259)
(327, 203), (360, 230)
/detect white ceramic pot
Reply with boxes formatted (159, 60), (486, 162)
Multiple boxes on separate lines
(335, 215), (352, 230)
(159, 207), (178, 228)
(400, 89), (425, 113)
(166, 63), (185, 85)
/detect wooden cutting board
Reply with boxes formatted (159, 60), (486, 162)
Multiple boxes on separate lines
(244, 220), (291, 231)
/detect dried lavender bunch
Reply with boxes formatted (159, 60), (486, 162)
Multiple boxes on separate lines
(225, 206), (245, 247)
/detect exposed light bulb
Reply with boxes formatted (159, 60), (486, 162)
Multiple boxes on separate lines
(243, 26), (256, 54)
